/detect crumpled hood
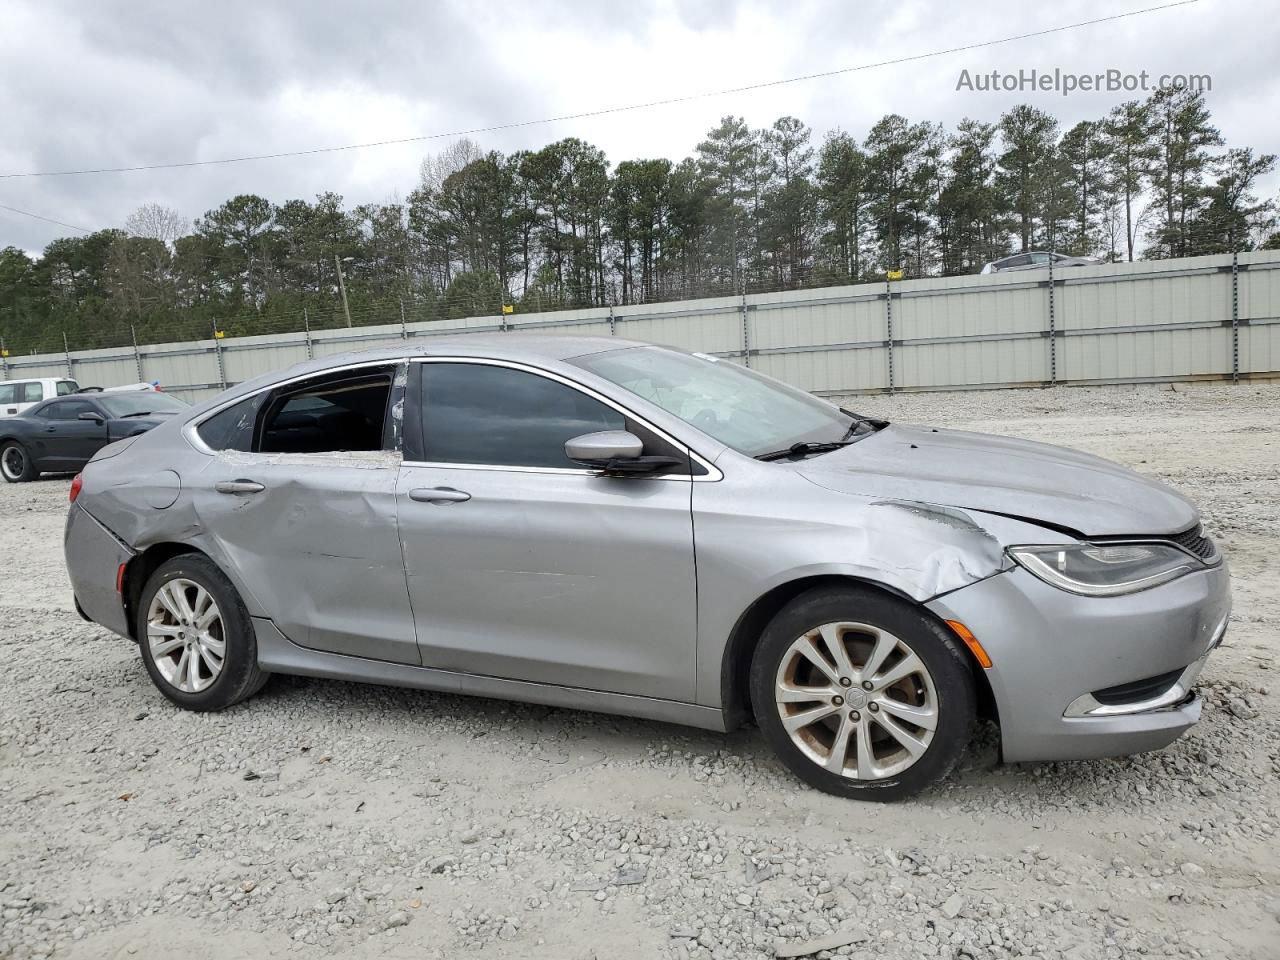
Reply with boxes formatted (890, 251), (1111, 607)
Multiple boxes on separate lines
(799, 424), (1198, 537)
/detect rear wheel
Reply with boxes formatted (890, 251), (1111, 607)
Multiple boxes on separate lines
(750, 585), (975, 801)
(1, 441), (34, 482)
(137, 554), (268, 711)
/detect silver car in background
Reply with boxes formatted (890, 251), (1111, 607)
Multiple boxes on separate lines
(64, 336), (1229, 800)
(980, 251), (1101, 274)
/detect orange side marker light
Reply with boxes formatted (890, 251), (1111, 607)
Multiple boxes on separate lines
(946, 620), (992, 669)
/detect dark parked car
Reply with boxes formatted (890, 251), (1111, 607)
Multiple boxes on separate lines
(0, 391), (189, 482)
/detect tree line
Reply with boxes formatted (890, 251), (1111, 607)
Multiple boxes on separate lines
(1, 86), (1276, 355)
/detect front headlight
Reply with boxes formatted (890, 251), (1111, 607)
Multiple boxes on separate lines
(1008, 543), (1202, 596)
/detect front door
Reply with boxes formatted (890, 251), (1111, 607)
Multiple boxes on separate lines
(189, 363), (419, 665)
(34, 399), (106, 469)
(396, 359), (698, 701)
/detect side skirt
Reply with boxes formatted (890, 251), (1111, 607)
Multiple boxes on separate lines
(253, 618), (728, 733)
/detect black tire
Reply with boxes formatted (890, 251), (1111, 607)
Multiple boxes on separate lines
(750, 585), (975, 802)
(1, 441), (35, 482)
(136, 553), (268, 711)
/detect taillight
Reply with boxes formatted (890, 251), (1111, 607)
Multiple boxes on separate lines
(69, 473), (84, 503)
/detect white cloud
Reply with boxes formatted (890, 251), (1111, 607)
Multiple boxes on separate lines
(1, 0), (1276, 251)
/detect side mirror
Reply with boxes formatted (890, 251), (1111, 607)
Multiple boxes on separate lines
(565, 430), (644, 463)
(78, 411), (105, 424)
(565, 430), (684, 475)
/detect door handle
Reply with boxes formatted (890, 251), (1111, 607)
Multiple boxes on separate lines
(215, 479), (265, 495)
(409, 486), (471, 504)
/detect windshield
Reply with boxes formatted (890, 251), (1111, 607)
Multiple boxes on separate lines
(574, 346), (858, 457)
(97, 392), (189, 418)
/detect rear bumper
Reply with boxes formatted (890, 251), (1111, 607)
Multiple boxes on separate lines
(64, 503), (134, 639)
(927, 562), (1230, 763)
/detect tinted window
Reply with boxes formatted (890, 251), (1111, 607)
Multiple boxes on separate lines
(38, 399), (97, 420)
(97, 393), (189, 418)
(1003, 254), (1031, 267)
(20, 383), (44, 403)
(0, 384), (15, 404)
(197, 394), (266, 452)
(259, 371), (392, 454)
(1029, 252), (1050, 264)
(421, 363), (625, 468)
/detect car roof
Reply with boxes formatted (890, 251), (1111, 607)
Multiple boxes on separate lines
(187, 333), (644, 416)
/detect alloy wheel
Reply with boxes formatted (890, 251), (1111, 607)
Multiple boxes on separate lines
(147, 578), (225, 693)
(774, 621), (938, 780)
(1, 445), (25, 481)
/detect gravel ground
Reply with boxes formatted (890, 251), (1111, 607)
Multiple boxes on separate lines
(1, 382), (1277, 960)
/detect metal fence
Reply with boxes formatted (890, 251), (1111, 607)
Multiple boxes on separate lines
(3, 249), (1278, 405)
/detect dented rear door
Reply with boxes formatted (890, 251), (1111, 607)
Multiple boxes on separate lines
(190, 451), (419, 665)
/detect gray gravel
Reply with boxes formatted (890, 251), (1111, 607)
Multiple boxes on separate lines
(1, 381), (1277, 959)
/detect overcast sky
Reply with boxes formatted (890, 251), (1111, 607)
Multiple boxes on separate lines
(2, 0), (1278, 254)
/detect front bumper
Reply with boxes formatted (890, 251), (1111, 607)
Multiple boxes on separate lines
(927, 561), (1230, 763)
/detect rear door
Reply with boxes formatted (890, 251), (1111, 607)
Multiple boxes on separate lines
(395, 359), (699, 701)
(188, 362), (420, 665)
(0, 383), (18, 417)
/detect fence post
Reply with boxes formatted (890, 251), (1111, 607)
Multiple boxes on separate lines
(303, 309), (314, 361)
(212, 322), (226, 389)
(1231, 247), (1240, 383)
(399, 298), (408, 340)
(1048, 253), (1057, 386)
(0, 336), (8, 380)
(885, 279), (895, 394)
(739, 280), (751, 367)
(130, 325), (144, 383)
(63, 332), (74, 379)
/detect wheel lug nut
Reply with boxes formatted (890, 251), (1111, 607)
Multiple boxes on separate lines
(839, 677), (852, 687)
(861, 681), (873, 691)
(832, 696), (844, 706)
(869, 703), (879, 713)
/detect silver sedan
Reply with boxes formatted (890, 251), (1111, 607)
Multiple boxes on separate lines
(64, 336), (1230, 800)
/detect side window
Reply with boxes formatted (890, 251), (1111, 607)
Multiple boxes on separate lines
(56, 380), (79, 396)
(20, 383), (45, 403)
(0, 384), (15, 405)
(1029, 252), (1050, 264)
(1004, 254), (1031, 268)
(196, 393), (267, 452)
(259, 369), (393, 454)
(38, 400), (95, 420)
(420, 363), (627, 469)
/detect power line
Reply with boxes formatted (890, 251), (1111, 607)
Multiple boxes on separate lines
(0, 1), (1199, 180)
(0, 202), (93, 233)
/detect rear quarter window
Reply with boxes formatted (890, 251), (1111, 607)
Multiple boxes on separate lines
(196, 394), (267, 452)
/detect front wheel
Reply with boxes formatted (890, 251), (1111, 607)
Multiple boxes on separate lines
(1, 441), (35, 482)
(750, 586), (976, 801)
(137, 554), (268, 711)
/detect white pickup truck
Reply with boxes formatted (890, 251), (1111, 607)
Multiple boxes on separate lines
(0, 378), (81, 417)
(0, 378), (163, 417)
